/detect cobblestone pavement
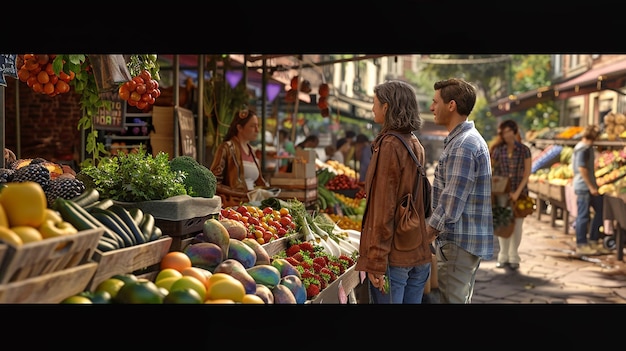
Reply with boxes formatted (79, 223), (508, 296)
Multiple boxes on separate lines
(425, 213), (626, 304)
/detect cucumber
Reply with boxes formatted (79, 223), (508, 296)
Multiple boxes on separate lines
(90, 211), (134, 248)
(69, 188), (100, 208)
(98, 235), (120, 250)
(97, 239), (117, 252)
(107, 204), (146, 245)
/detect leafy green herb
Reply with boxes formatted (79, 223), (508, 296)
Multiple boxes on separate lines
(78, 146), (188, 202)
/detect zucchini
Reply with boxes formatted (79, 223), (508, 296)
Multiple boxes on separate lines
(84, 198), (114, 211)
(139, 213), (155, 242)
(149, 225), (162, 241)
(128, 207), (144, 226)
(54, 198), (99, 231)
(89, 207), (137, 247)
(97, 239), (117, 252)
(69, 188), (100, 208)
(90, 211), (134, 248)
(98, 235), (120, 250)
(107, 204), (146, 245)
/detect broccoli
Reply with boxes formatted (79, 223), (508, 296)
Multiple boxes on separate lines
(169, 155), (217, 198)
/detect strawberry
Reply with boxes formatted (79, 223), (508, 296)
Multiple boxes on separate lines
(312, 257), (327, 267)
(286, 244), (301, 257)
(285, 256), (300, 267)
(299, 241), (315, 253)
(306, 284), (320, 298)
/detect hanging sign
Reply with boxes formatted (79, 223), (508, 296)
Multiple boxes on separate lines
(175, 106), (196, 158)
(0, 54), (17, 87)
(93, 91), (127, 131)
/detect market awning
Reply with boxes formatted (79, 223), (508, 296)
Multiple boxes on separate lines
(490, 59), (626, 117)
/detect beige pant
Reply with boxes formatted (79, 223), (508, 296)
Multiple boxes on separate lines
(497, 217), (524, 264)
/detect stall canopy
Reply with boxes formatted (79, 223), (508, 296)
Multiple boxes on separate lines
(490, 59), (626, 117)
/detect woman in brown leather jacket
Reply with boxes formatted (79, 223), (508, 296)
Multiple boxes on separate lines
(354, 80), (433, 304)
(210, 108), (269, 207)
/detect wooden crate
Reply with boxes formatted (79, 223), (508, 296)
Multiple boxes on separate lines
(88, 236), (172, 290)
(549, 184), (565, 202)
(276, 188), (318, 207)
(270, 176), (317, 190)
(309, 266), (360, 304)
(527, 181), (539, 194)
(539, 182), (551, 197)
(0, 228), (103, 284)
(0, 262), (99, 303)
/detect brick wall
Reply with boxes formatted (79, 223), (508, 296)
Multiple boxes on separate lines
(3, 77), (83, 163)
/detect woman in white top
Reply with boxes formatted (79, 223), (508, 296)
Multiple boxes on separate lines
(210, 107), (269, 207)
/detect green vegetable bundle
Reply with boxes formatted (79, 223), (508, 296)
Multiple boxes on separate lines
(77, 147), (187, 202)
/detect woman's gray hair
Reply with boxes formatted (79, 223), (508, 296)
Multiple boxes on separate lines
(374, 80), (422, 132)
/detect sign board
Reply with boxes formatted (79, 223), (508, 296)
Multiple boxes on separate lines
(0, 54), (17, 87)
(175, 106), (196, 158)
(94, 91), (126, 131)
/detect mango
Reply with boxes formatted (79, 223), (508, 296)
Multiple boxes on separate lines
(255, 284), (274, 304)
(219, 218), (247, 240)
(271, 284), (297, 304)
(280, 274), (307, 304)
(241, 238), (271, 265)
(183, 242), (223, 272)
(271, 257), (301, 279)
(227, 238), (257, 269)
(213, 259), (257, 294)
(202, 218), (230, 261)
(246, 264), (281, 288)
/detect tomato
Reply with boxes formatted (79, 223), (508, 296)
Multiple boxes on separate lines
(132, 76), (145, 85)
(141, 92), (152, 102)
(140, 69), (152, 82)
(119, 85), (130, 101)
(236, 206), (249, 216)
(262, 207), (274, 215)
(0, 181), (47, 227)
(247, 216), (259, 226)
(130, 91), (142, 102)
(279, 216), (293, 228)
(136, 101), (148, 110)
(125, 79), (137, 92)
(45, 63), (55, 76)
(136, 84), (147, 95)
(277, 227), (288, 237)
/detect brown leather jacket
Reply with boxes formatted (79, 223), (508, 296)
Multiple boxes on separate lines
(354, 132), (434, 275)
(210, 136), (268, 207)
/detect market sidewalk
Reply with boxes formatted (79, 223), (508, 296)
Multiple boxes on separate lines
(425, 213), (626, 304)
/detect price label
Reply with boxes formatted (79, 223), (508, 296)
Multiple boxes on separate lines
(94, 91), (126, 131)
(0, 54), (17, 87)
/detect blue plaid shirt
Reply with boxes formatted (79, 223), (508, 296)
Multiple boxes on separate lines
(428, 121), (494, 259)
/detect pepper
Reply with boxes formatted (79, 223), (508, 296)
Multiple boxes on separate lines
(0, 181), (47, 227)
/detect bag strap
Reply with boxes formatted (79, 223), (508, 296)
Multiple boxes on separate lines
(387, 132), (426, 176)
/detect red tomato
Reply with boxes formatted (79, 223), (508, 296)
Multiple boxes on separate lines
(277, 227), (288, 237)
(279, 216), (292, 228)
(262, 207), (274, 215)
(136, 84), (147, 95)
(132, 76), (145, 85)
(248, 217), (260, 226)
(125, 80), (137, 92)
(140, 70), (152, 82)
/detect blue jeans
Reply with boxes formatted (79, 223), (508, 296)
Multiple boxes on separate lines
(368, 263), (431, 304)
(575, 191), (604, 245)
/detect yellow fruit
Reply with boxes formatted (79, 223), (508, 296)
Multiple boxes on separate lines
(61, 295), (93, 304)
(95, 278), (126, 299)
(204, 298), (236, 304)
(169, 276), (206, 301)
(241, 294), (266, 304)
(0, 226), (23, 246)
(11, 226), (43, 243)
(0, 203), (9, 227)
(155, 268), (183, 283)
(0, 181), (47, 227)
(181, 266), (212, 290)
(155, 276), (180, 292)
(206, 277), (245, 302)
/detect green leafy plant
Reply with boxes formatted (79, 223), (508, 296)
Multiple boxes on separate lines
(78, 146), (188, 202)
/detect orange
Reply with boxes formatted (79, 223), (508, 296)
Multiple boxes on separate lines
(43, 82), (55, 95)
(37, 70), (49, 84)
(160, 251), (192, 273)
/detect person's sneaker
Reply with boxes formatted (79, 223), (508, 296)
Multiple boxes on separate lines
(589, 241), (612, 255)
(509, 263), (520, 270)
(576, 244), (599, 256)
(495, 262), (508, 268)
